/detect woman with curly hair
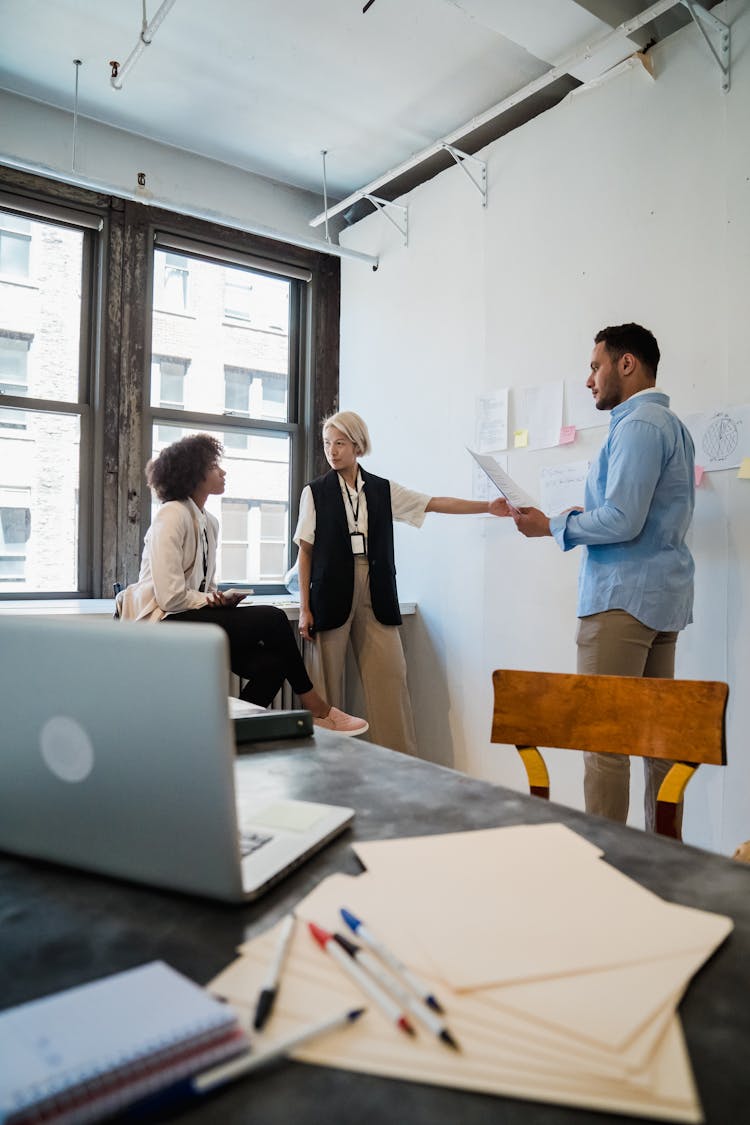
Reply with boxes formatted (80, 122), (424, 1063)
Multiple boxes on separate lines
(116, 433), (367, 735)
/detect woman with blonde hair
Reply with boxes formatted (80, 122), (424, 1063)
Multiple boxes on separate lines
(294, 411), (508, 755)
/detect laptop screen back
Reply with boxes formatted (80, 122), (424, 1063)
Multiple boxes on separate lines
(0, 617), (245, 900)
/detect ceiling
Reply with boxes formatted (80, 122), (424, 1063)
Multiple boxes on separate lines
(0, 0), (710, 213)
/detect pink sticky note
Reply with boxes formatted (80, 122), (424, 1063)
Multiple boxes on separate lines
(559, 425), (577, 445)
(695, 465), (705, 487)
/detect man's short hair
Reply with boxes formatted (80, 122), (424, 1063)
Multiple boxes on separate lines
(594, 323), (660, 379)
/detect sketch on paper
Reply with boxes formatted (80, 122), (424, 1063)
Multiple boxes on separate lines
(685, 405), (750, 473)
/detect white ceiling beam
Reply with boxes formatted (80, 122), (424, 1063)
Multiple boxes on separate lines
(310, 0), (683, 229)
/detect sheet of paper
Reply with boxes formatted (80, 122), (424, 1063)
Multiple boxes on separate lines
(467, 448), (537, 509)
(472, 454), (507, 501)
(684, 405), (750, 472)
(349, 826), (732, 991)
(512, 382), (564, 450)
(539, 460), (590, 517)
(214, 925), (703, 1123)
(475, 388), (509, 452)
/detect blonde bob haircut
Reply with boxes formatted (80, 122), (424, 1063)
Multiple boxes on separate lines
(322, 411), (372, 456)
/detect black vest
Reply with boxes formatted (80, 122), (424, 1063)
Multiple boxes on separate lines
(308, 468), (401, 630)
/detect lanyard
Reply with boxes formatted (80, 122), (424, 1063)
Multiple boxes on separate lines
(199, 526), (209, 592)
(343, 476), (361, 530)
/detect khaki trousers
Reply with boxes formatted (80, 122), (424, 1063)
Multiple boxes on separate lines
(576, 609), (681, 833)
(307, 558), (418, 757)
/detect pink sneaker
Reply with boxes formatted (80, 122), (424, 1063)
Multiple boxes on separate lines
(314, 707), (369, 737)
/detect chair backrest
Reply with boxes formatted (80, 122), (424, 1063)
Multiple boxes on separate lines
(491, 670), (728, 838)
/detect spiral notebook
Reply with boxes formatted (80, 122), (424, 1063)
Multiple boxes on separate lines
(0, 961), (248, 1125)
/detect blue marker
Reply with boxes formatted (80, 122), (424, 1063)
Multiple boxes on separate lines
(340, 908), (445, 1014)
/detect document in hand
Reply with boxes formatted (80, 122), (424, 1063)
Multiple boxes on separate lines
(210, 823), (731, 1123)
(466, 448), (537, 510)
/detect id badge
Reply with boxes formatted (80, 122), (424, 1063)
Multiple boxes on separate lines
(351, 532), (366, 556)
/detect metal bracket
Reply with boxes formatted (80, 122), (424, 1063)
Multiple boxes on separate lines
(681, 0), (731, 93)
(364, 195), (409, 246)
(441, 144), (487, 207)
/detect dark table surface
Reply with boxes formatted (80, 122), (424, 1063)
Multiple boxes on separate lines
(2, 731), (749, 1124)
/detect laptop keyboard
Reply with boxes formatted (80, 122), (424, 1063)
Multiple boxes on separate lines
(239, 829), (274, 857)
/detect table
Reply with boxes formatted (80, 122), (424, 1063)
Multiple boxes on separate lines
(1, 733), (749, 1124)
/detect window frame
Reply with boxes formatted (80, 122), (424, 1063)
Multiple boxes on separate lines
(0, 192), (105, 599)
(144, 230), (310, 594)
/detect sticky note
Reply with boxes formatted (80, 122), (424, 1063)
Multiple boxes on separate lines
(738, 459), (750, 480)
(514, 429), (529, 449)
(559, 426), (577, 445)
(694, 465), (705, 487)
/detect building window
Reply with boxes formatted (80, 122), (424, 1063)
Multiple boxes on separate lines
(223, 266), (289, 333)
(0, 197), (94, 595)
(0, 212), (31, 278)
(0, 487), (31, 584)
(220, 497), (288, 584)
(154, 251), (190, 312)
(150, 237), (303, 590)
(152, 356), (187, 443)
(0, 336), (31, 430)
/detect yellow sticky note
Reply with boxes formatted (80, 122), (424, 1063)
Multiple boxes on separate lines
(514, 429), (529, 449)
(738, 458), (750, 480)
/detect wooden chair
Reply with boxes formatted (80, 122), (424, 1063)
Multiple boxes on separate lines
(491, 670), (728, 839)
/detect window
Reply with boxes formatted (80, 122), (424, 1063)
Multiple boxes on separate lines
(220, 497), (288, 584)
(0, 198), (96, 595)
(150, 236), (307, 590)
(152, 356), (187, 443)
(0, 335), (31, 430)
(154, 251), (190, 312)
(0, 212), (31, 278)
(0, 487), (31, 585)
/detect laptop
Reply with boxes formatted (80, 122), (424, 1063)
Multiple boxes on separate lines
(228, 697), (314, 743)
(0, 616), (353, 903)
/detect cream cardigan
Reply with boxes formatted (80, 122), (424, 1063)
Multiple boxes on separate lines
(116, 498), (219, 621)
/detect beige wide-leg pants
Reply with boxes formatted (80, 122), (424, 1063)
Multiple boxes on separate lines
(576, 609), (681, 833)
(307, 557), (418, 757)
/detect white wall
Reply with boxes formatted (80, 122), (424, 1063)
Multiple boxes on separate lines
(338, 2), (750, 855)
(0, 90), (328, 245)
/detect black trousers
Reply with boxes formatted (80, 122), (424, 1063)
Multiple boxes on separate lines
(166, 605), (313, 707)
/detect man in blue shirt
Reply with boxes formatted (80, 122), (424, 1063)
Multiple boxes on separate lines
(514, 324), (695, 831)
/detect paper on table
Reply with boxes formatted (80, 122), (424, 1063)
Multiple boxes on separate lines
(350, 827), (732, 991)
(466, 448), (537, 509)
(215, 922), (703, 1123)
(285, 864), (723, 1056)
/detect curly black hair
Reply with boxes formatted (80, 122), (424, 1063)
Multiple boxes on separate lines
(146, 434), (223, 502)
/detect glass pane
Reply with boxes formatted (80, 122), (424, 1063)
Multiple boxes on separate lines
(0, 209), (83, 402)
(0, 411), (80, 592)
(151, 251), (291, 421)
(150, 423), (289, 585)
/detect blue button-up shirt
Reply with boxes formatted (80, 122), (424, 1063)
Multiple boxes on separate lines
(549, 390), (695, 632)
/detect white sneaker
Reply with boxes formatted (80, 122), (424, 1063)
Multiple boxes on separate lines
(314, 707), (369, 737)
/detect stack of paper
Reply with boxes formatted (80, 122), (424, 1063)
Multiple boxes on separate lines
(210, 824), (731, 1122)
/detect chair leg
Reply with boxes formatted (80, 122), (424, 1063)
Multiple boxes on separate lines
(655, 763), (698, 840)
(517, 746), (550, 800)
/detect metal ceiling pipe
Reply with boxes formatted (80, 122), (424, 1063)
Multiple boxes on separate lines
(0, 154), (379, 268)
(309, 0), (685, 228)
(111, 0), (179, 90)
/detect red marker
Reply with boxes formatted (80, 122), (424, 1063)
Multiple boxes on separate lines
(308, 922), (415, 1037)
